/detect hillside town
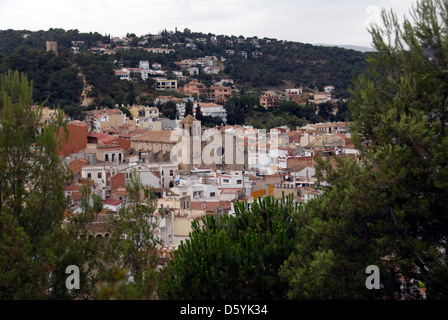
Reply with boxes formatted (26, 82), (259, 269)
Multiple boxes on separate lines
(2, 0), (447, 303)
(65, 31), (340, 107)
(31, 32), (354, 258)
(46, 99), (356, 256)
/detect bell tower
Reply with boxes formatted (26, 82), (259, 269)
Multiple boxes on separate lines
(179, 114), (201, 172)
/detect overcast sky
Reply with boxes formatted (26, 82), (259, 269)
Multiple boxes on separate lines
(0, 0), (416, 48)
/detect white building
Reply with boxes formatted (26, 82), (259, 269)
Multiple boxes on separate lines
(172, 170), (249, 201)
(197, 103), (227, 123)
(123, 163), (178, 189)
(81, 162), (128, 199)
(152, 63), (162, 70)
(103, 199), (123, 213)
(171, 177), (220, 201)
(285, 88), (303, 99)
(187, 67), (199, 76)
(115, 69), (130, 81)
(139, 60), (150, 70)
(203, 66), (221, 75)
(145, 48), (175, 54)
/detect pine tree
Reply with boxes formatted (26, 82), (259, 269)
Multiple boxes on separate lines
(97, 169), (162, 299)
(157, 195), (299, 300)
(0, 71), (67, 298)
(281, 0), (448, 299)
(0, 70), (106, 299)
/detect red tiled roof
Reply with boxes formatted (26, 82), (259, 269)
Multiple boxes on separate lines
(64, 185), (81, 192)
(190, 201), (231, 211)
(103, 199), (122, 206)
(70, 120), (87, 127)
(69, 159), (89, 174)
(87, 132), (109, 138)
(98, 136), (117, 144)
(115, 138), (132, 151)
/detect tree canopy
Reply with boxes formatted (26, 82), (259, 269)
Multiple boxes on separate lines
(281, 0), (448, 299)
(157, 196), (299, 300)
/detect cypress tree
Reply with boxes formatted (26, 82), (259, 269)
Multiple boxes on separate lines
(184, 99), (194, 118)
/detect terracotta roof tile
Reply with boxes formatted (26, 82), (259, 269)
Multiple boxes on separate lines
(130, 131), (175, 143)
(103, 199), (122, 206)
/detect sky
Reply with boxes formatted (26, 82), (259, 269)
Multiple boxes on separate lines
(0, 0), (416, 48)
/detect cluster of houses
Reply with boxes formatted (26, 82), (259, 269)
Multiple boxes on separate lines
(113, 57), (335, 120)
(57, 31), (345, 257)
(113, 56), (228, 94)
(75, 30), (264, 57)
(114, 56), (336, 110)
(259, 85), (336, 108)
(69, 31), (338, 110)
(42, 104), (357, 255)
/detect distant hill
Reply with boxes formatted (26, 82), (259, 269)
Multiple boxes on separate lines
(315, 43), (377, 53)
(0, 28), (369, 115)
(339, 45), (377, 52)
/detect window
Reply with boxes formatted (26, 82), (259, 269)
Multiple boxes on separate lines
(223, 179), (229, 183)
(170, 170), (174, 176)
(237, 180), (242, 185)
(210, 192), (216, 197)
(98, 172), (102, 179)
(87, 173), (91, 179)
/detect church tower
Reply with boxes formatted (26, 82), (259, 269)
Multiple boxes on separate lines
(178, 114), (201, 172)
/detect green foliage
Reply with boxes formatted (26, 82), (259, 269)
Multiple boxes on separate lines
(195, 103), (203, 121)
(157, 195), (301, 300)
(0, 71), (163, 299)
(97, 169), (162, 299)
(0, 70), (97, 299)
(0, 28), (367, 114)
(224, 95), (257, 125)
(0, 46), (83, 106)
(184, 99), (193, 117)
(158, 100), (177, 120)
(281, 0), (448, 299)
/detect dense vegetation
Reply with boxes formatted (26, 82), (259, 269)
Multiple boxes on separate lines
(3, 0), (447, 301)
(0, 72), (162, 299)
(159, 0), (448, 300)
(0, 27), (367, 123)
(158, 196), (299, 299)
